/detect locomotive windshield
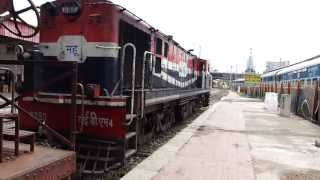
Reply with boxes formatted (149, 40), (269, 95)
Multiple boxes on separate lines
(22, 61), (116, 95)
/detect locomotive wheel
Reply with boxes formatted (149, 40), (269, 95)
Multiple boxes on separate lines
(155, 111), (173, 133)
(153, 114), (162, 133)
(179, 106), (185, 121)
(191, 102), (196, 112)
(159, 114), (168, 132)
(155, 114), (160, 133)
(139, 116), (155, 145)
(203, 94), (210, 107)
(175, 106), (183, 122)
(169, 111), (176, 127)
(188, 103), (193, 115)
(164, 111), (174, 130)
(182, 105), (188, 120)
(176, 105), (188, 122)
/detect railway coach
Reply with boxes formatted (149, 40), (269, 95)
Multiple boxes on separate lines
(260, 55), (320, 120)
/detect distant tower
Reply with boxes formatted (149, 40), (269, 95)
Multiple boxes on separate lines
(245, 48), (255, 74)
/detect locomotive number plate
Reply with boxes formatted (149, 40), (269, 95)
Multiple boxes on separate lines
(64, 45), (80, 61)
(78, 111), (113, 129)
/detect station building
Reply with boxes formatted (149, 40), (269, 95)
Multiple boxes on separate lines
(0, 20), (39, 92)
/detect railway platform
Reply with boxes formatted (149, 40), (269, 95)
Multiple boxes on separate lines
(0, 141), (76, 180)
(122, 91), (320, 180)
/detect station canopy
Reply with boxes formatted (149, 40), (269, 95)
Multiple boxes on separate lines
(0, 20), (39, 44)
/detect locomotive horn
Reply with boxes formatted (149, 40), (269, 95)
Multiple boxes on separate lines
(0, 0), (40, 38)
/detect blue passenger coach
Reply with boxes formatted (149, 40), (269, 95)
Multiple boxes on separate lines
(261, 55), (320, 119)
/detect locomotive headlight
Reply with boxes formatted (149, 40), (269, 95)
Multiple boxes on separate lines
(61, 1), (81, 16)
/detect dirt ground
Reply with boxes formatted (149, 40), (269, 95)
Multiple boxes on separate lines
(280, 169), (320, 180)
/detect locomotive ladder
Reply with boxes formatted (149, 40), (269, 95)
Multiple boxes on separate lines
(120, 43), (138, 160)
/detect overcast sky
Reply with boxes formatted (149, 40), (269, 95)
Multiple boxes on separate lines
(15, 0), (320, 73)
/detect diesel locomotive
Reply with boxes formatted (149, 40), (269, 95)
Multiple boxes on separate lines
(0, 0), (211, 175)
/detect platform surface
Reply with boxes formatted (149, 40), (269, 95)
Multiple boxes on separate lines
(0, 141), (76, 180)
(122, 92), (320, 180)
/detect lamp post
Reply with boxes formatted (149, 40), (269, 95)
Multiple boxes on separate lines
(230, 65), (233, 89)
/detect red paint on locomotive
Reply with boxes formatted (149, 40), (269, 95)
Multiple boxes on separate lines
(41, 1), (118, 43)
(19, 96), (127, 140)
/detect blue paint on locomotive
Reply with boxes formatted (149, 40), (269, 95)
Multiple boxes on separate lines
(79, 57), (119, 94)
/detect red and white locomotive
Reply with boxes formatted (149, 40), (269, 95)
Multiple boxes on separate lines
(4, 0), (211, 175)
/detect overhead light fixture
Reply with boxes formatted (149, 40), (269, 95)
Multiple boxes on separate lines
(61, 1), (81, 16)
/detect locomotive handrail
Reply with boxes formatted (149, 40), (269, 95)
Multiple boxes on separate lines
(120, 43), (137, 126)
(77, 83), (85, 132)
(141, 51), (156, 118)
(111, 81), (120, 96)
(96, 45), (121, 50)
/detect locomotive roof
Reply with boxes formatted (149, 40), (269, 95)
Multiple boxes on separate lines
(103, 0), (198, 58)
